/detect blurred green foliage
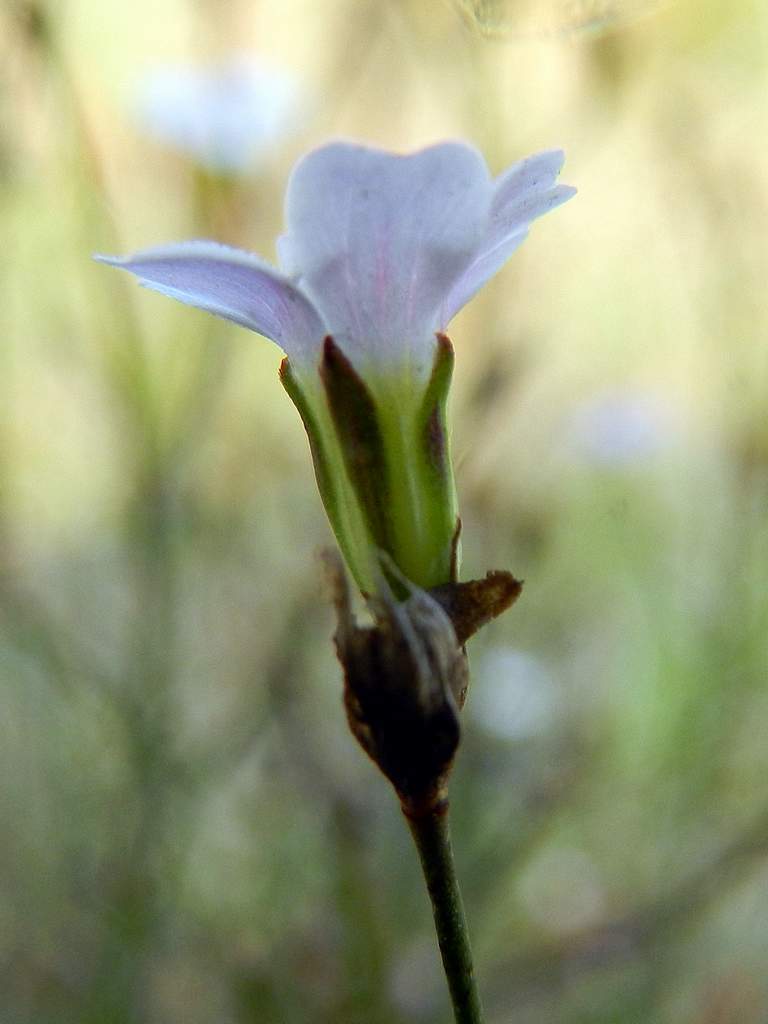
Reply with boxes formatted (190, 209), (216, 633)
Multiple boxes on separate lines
(1, 0), (768, 1022)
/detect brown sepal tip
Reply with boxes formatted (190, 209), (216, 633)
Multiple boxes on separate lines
(323, 551), (523, 812)
(428, 571), (523, 645)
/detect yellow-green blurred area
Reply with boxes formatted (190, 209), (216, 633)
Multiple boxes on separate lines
(2, 0), (767, 1021)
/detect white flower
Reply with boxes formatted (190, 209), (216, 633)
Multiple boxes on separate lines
(96, 140), (574, 591)
(568, 391), (672, 466)
(135, 55), (305, 173)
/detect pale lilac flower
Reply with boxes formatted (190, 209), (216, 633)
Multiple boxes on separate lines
(567, 391), (673, 467)
(471, 646), (560, 740)
(96, 140), (574, 591)
(97, 141), (573, 380)
(135, 55), (305, 173)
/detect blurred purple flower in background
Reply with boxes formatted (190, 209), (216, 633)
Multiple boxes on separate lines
(470, 645), (560, 741)
(134, 55), (306, 173)
(566, 390), (674, 467)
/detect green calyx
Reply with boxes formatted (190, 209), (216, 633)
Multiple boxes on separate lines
(279, 334), (460, 595)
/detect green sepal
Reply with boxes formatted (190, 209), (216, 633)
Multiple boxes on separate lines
(282, 334), (461, 595)
(419, 333), (454, 479)
(279, 355), (339, 531)
(373, 333), (460, 588)
(320, 337), (394, 559)
(415, 332), (460, 582)
(279, 355), (372, 590)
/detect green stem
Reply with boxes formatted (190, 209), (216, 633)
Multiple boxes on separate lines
(406, 801), (485, 1024)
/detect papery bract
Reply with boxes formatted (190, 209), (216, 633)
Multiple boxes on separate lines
(96, 140), (574, 592)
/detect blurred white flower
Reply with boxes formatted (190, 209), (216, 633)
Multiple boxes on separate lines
(470, 646), (559, 740)
(566, 390), (673, 467)
(134, 55), (306, 173)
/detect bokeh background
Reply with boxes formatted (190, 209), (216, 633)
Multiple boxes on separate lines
(2, 0), (768, 1021)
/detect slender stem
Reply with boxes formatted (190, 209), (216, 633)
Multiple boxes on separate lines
(406, 801), (485, 1024)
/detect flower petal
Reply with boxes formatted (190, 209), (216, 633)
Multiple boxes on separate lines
(281, 141), (493, 380)
(94, 241), (326, 366)
(439, 150), (576, 326)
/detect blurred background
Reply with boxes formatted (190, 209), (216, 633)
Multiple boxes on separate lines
(2, 0), (768, 1021)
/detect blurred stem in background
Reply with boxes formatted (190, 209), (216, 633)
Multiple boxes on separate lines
(35, 9), (179, 1017)
(6, 6), (262, 1021)
(261, 594), (397, 1024)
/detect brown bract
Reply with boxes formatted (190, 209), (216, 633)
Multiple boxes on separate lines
(325, 551), (522, 817)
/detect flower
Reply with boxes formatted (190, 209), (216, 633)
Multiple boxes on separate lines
(134, 55), (306, 173)
(471, 645), (559, 741)
(96, 140), (574, 592)
(567, 390), (673, 467)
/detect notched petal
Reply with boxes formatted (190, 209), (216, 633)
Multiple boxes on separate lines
(282, 140), (493, 375)
(492, 149), (566, 205)
(440, 148), (576, 326)
(94, 240), (326, 366)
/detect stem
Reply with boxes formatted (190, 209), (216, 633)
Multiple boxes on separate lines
(406, 801), (485, 1024)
